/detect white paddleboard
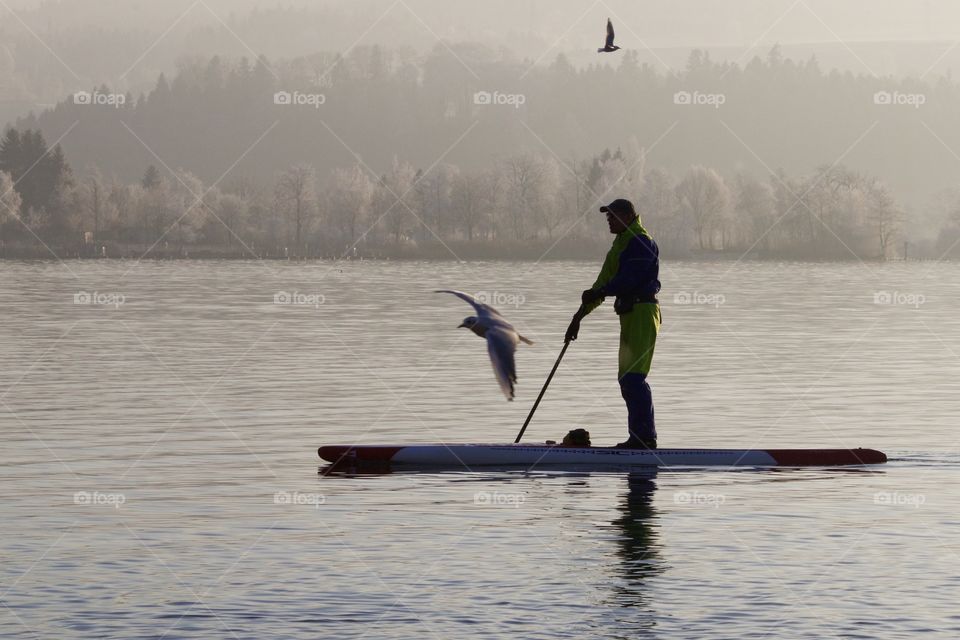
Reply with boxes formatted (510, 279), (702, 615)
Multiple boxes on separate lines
(318, 444), (887, 468)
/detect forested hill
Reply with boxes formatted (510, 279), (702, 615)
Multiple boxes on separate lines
(16, 45), (957, 209)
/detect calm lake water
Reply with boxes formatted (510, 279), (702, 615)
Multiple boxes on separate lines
(1, 258), (958, 639)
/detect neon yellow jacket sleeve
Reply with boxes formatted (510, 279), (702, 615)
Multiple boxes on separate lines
(582, 232), (628, 316)
(581, 219), (654, 317)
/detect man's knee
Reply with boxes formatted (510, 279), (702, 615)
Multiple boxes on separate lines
(619, 371), (649, 393)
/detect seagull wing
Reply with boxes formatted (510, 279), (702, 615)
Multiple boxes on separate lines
(434, 289), (502, 318)
(605, 18), (615, 48)
(486, 329), (519, 401)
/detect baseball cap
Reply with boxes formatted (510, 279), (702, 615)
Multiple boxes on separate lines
(599, 198), (636, 216)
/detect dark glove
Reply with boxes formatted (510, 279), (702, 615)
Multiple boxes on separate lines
(581, 288), (605, 306)
(564, 315), (582, 343)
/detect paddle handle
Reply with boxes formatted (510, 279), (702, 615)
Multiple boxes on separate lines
(514, 340), (570, 443)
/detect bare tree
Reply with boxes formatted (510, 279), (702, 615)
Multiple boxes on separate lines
(733, 172), (775, 252)
(72, 169), (120, 250)
(534, 157), (563, 239)
(206, 192), (249, 250)
(134, 174), (175, 249)
(502, 154), (544, 239)
(168, 170), (209, 253)
(376, 158), (417, 244)
(558, 157), (591, 236)
(676, 166), (730, 250)
(865, 179), (901, 259)
(412, 164), (457, 242)
(478, 170), (503, 241)
(451, 171), (485, 241)
(0, 170), (22, 247)
(274, 164), (316, 255)
(327, 164), (373, 248)
(639, 168), (682, 248)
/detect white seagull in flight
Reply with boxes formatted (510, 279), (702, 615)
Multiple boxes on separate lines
(435, 290), (533, 401)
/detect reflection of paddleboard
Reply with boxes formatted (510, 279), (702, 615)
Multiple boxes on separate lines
(318, 444), (887, 467)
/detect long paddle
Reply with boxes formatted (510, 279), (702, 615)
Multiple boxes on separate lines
(514, 340), (570, 443)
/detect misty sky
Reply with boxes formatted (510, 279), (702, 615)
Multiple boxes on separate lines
(4, 0), (960, 106)
(4, 0), (960, 50)
(5, 0), (960, 103)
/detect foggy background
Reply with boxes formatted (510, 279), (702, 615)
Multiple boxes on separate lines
(4, 6), (960, 637)
(4, 0), (960, 259)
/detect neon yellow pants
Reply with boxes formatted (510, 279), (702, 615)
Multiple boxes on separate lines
(618, 303), (661, 377)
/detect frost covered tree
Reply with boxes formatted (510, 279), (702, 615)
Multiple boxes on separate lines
(274, 164), (316, 254)
(676, 166), (730, 251)
(0, 170), (23, 246)
(865, 179), (901, 259)
(374, 158), (417, 244)
(733, 172), (775, 252)
(502, 155), (544, 240)
(326, 164), (374, 248)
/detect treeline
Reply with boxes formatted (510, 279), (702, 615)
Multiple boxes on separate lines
(16, 44), (960, 214)
(0, 3), (469, 123)
(6, 126), (959, 260)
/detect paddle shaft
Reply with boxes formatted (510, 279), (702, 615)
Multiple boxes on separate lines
(514, 341), (570, 443)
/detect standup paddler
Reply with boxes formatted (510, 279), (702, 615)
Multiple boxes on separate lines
(564, 198), (661, 450)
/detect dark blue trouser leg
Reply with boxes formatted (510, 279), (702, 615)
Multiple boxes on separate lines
(619, 372), (656, 441)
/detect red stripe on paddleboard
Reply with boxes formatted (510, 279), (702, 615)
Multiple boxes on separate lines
(766, 448), (886, 466)
(318, 446), (404, 463)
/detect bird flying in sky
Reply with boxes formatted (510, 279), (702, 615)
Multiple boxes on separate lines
(598, 18), (621, 53)
(435, 290), (533, 401)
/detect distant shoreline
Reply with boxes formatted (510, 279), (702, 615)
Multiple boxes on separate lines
(0, 236), (925, 263)
(0, 250), (912, 263)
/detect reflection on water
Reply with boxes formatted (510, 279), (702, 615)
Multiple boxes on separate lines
(609, 471), (663, 616)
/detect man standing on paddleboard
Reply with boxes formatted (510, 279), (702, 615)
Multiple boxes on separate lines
(565, 198), (661, 449)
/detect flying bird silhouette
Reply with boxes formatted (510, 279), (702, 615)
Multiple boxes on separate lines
(598, 18), (621, 53)
(435, 290), (533, 401)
